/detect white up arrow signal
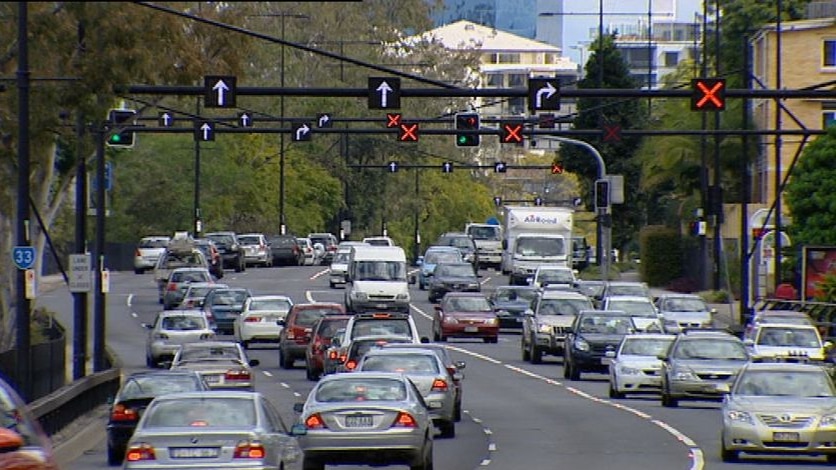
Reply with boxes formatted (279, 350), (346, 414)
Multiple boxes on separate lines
(212, 79), (230, 106)
(376, 81), (393, 108)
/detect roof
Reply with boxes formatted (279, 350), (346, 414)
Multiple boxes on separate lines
(606, 296), (654, 303)
(421, 20), (562, 54)
(540, 289), (589, 299)
(739, 361), (828, 373)
(622, 333), (676, 340)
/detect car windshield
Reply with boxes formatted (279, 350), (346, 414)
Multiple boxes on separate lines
(439, 237), (472, 249)
(355, 261), (406, 281)
(206, 234), (234, 245)
(144, 397), (255, 427)
(210, 291), (249, 306)
(515, 237), (565, 257)
(316, 378), (407, 402)
(178, 345), (241, 361)
(269, 236), (295, 246)
(674, 339), (748, 360)
(436, 264), (474, 277)
(119, 375), (202, 400)
(662, 298), (708, 312)
(537, 298), (592, 315)
(446, 297), (492, 312)
(171, 271), (209, 283)
(606, 300), (656, 317)
(238, 236), (261, 245)
(734, 370), (835, 397)
(352, 319), (411, 338)
(161, 316), (206, 331)
(140, 239), (169, 249)
(333, 252), (350, 263)
(361, 354), (440, 374)
(756, 327), (821, 348)
(250, 299), (292, 312)
(620, 338), (674, 356)
(538, 270), (574, 284)
(494, 288), (538, 303)
(466, 226), (501, 240)
(607, 285), (648, 297)
(163, 252), (203, 266)
(425, 251), (460, 265)
(185, 286), (215, 298)
(578, 315), (634, 334)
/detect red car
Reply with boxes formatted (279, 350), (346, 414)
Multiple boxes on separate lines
(278, 303), (346, 369)
(305, 314), (351, 381)
(0, 377), (58, 470)
(432, 292), (499, 343)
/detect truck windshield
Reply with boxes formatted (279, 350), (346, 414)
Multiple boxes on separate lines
(515, 237), (565, 257)
(355, 261), (407, 281)
(467, 226), (501, 241)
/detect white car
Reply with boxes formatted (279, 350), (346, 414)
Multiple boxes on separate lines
(297, 237), (319, 266)
(602, 295), (663, 332)
(529, 265), (576, 289)
(362, 236), (395, 246)
(133, 236), (171, 274)
(233, 295), (294, 349)
(744, 322), (830, 362)
(608, 333), (676, 398)
(329, 248), (351, 288)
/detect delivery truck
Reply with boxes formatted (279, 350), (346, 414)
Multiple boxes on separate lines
(501, 206), (574, 285)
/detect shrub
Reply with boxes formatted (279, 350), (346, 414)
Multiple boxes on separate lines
(695, 290), (731, 303)
(665, 276), (700, 293)
(639, 225), (683, 287)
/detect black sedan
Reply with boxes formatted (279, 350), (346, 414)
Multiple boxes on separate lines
(106, 370), (208, 466)
(489, 285), (539, 329)
(427, 262), (481, 303)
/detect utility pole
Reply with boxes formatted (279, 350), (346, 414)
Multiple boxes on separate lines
(194, 97), (202, 235)
(72, 20), (88, 380)
(773, 0), (783, 291)
(93, 125), (107, 372)
(16, 1), (32, 400)
(699, 1), (709, 291)
(713, 0), (723, 290)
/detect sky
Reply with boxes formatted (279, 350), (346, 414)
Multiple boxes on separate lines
(561, 0), (704, 65)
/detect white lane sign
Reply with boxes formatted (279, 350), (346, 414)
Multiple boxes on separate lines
(69, 253), (92, 293)
(204, 75), (237, 108)
(368, 77), (401, 109)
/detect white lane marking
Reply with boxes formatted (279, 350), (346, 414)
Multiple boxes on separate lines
(293, 392), (301, 397)
(410, 305), (433, 321)
(280, 382), (290, 389)
(480, 277), (492, 285)
(306, 291), (315, 303)
(309, 269), (329, 280)
(453, 349), (703, 470)
(131, 312), (138, 318)
(480, 460), (491, 466)
(262, 371), (273, 377)
(127, 294), (133, 307)
(487, 443), (496, 451)
(465, 410), (496, 466)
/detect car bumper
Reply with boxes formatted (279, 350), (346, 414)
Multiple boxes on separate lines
(723, 424), (836, 455)
(477, 253), (502, 264)
(441, 324), (498, 339)
(124, 462), (277, 469)
(238, 324), (281, 342)
(134, 258), (158, 269)
(535, 333), (566, 354)
(350, 299), (410, 313)
(570, 350), (611, 373)
(298, 429), (424, 457)
(330, 273), (347, 284)
(613, 371), (663, 394)
(497, 315), (525, 329)
(669, 379), (734, 400)
(106, 423), (137, 447)
(200, 373), (254, 390)
(148, 342), (184, 360)
(425, 392), (455, 422)
(282, 342), (309, 359)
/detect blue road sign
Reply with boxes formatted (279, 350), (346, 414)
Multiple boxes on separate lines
(12, 246), (36, 270)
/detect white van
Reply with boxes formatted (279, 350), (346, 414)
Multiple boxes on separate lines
(345, 245), (413, 313)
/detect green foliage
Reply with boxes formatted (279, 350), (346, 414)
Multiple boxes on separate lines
(639, 225), (683, 287)
(695, 290), (732, 303)
(579, 263), (621, 281)
(785, 127), (836, 245)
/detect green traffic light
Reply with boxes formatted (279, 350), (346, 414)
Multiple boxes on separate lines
(458, 136), (467, 144)
(111, 134), (121, 143)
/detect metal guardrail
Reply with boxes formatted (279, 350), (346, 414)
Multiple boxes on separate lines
(28, 367), (121, 437)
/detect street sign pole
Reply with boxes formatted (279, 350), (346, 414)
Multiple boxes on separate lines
(93, 124), (107, 373)
(73, 20), (88, 381)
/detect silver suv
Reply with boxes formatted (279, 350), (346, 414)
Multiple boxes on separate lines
(660, 329), (750, 407)
(521, 290), (593, 364)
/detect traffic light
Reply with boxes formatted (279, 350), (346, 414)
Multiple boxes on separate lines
(106, 109), (137, 148)
(595, 179), (610, 209)
(534, 197), (543, 206)
(493, 196), (502, 207)
(455, 112), (480, 147)
(691, 78), (726, 111)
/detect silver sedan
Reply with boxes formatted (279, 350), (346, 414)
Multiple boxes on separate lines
(291, 372), (434, 470)
(170, 341), (260, 391)
(123, 391), (299, 469)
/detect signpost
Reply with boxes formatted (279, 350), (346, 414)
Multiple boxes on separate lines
(12, 246), (35, 270)
(195, 121), (215, 142)
(69, 253), (92, 293)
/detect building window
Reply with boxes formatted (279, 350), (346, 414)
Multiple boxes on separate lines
(824, 40), (836, 67)
(508, 73), (526, 87)
(823, 111), (836, 128)
(664, 51), (679, 67)
(486, 73), (503, 87)
(508, 97), (525, 115)
(497, 53), (521, 64)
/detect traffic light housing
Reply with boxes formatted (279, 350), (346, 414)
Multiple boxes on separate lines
(455, 112), (480, 147)
(595, 179), (610, 209)
(107, 109), (137, 148)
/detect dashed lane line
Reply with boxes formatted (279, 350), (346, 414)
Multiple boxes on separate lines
(127, 294), (133, 307)
(309, 269), (329, 280)
(410, 304), (704, 470)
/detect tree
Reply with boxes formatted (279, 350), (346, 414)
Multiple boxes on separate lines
(785, 126), (836, 245)
(561, 34), (646, 255)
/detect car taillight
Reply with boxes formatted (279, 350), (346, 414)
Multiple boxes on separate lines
(183, 300), (194, 308)
(392, 411), (417, 428)
(446, 366), (460, 380)
(126, 443), (155, 461)
(287, 330), (295, 339)
(345, 360), (357, 371)
(431, 378), (448, 392)
(135, 248), (142, 257)
(110, 404), (139, 422)
(328, 350), (338, 360)
(154, 333), (169, 340)
(305, 413), (326, 429)
(244, 316), (261, 323)
(167, 283), (178, 291)
(233, 440), (265, 459)
(225, 369), (251, 381)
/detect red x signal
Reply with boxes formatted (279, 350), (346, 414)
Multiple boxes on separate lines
(500, 122), (523, 144)
(386, 113), (402, 128)
(398, 122), (419, 142)
(551, 163), (563, 174)
(602, 124), (622, 143)
(691, 78), (726, 111)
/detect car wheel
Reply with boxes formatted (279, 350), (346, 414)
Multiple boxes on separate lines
(661, 387), (679, 408)
(280, 349), (294, 369)
(146, 354), (156, 368)
(302, 456), (325, 470)
(411, 438), (433, 470)
(305, 364), (317, 381)
(720, 438), (739, 463)
(454, 399), (462, 422)
(827, 453), (836, 464)
(529, 342), (542, 364)
(608, 381), (624, 399)
(432, 324), (440, 342)
(107, 444), (124, 466)
(439, 420), (455, 438)
(134, 268), (144, 275)
(521, 337), (531, 361)
(563, 359), (571, 379)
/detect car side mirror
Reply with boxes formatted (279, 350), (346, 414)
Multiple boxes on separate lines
(142, 323), (153, 329)
(454, 360), (466, 369)
(249, 359), (260, 367)
(434, 306), (442, 312)
(277, 319), (286, 326)
(605, 350), (616, 358)
(825, 341), (834, 350)
(319, 343), (329, 352)
(743, 339), (754, 347)
(452, 372), (464, 381)
(524, 309), (534, 316)
(710, 308), (717, 315)
(420, 336), (430, 344)
(331, 338), (341, 348)
(501, 240), (507, 250)
(293, 403), (305, 413)
(416, 257), (424, 266)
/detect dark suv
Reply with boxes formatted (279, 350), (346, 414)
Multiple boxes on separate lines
(305, 314), (351, 381)
(434, 232), (479, 270)
(278, 303), (346, 369)
(205, 231), (246, 272)
(268, 234), (304, 266)
(563, 310), (636, 381)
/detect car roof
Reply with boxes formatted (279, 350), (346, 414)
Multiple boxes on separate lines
(755, 310), (809, 317)
(755, 322), (818, 330)
(536, 265), (573, 271)
(184, 282), (217, 288)
(350, 334), (414, 343)
(739, 362), (828, 373)
(293, 302), (344, 309)
(677, 330), (738, 339)
(124, 370), (203, 380)
(170, 267), (209, 272)
(317, 371), (410, 383)
(362, 347), (440, 358)
(159, 309), (207, 317)
(436, 262), (474, 267)
(578, 309), (629, 316)
(606, 281), (647, 287)
(442, 292), (487, 298)
(426, 246), (460, 251)
(605, 296), (653, 302)
(141, 236), (171, 241)
(622, 333), (676, 340)
(238, 233), (264, 237)
(658, 293), (702, 299)
(151, 390), (260, 402)
(180, 340), (240, 348)
(249, 295), (291, 300)
(539, 290), (589, 300)
(495, 285), (538, 291)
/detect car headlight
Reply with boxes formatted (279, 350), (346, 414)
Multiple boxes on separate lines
(464, 253), (474, 261)
(820, 414), (836, 427)
(726, 410), (754, 424)
(618, 365), (641, 375)
(468, 283), (480, 289)
(353, 292), (368, 301)
(574, 338), (590, 351)
(485, 317), (498, 325)
(495, 309), (510, 317)
(396, 293), (409, 301)
(672, 368), (698, 381)
(443, 316), (459, 324)
(538, 323), (553, 334)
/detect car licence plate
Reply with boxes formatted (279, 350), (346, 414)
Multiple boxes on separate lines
(601, 358), (612, 365)
(203, 374), (222, 384)
(464, 326), (478, 333)
(170, 447), (220, 458)
(773, 432), (800, 442)
(375, 304), (388, 309)
(345, 415), (374, 427)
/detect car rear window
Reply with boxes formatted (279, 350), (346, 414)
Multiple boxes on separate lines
(250, 299), (292, 311)
(316, 318), (349, 337)
(269, 237), (296, 247)
(144, 398), (255, 427)
(296, 309), (326, 327)
(238, 236), (261, 245)
(140, 239), (169, 249)
(361, 354), (439, 374)
(315, 378), (407, 402)
(161, 316), (207, 331)
(119, 375), (203, 400)
(171, 271), (210, 283)
(178, 345), (240, 361)
(351, 319), (411, 338)
(350, 338), (412, 359)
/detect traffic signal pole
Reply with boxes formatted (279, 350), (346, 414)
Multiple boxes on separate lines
(93, 125), (107, 372)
